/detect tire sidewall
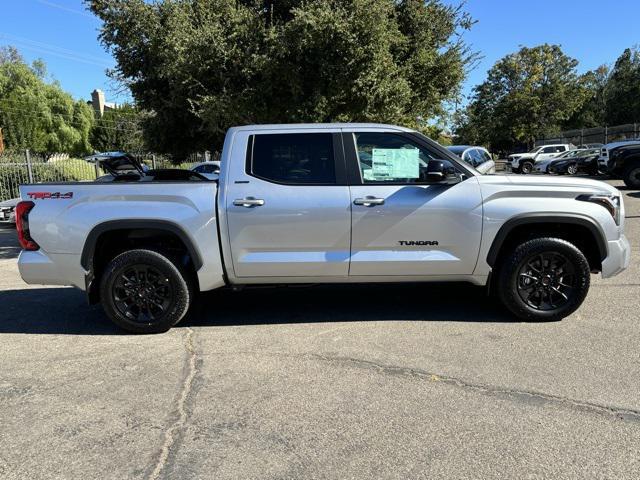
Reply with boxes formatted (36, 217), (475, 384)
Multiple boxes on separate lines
(521, 161), (533, 174)
(497, 238), (590, 321)
(100, 249), (191, 333)
(623, 164), (640, 188)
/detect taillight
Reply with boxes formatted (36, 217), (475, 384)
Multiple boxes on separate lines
(15, 201), (39, 251)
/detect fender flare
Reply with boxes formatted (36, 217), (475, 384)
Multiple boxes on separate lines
(486, 213), (608, 267)
(80, 219), (203, 272)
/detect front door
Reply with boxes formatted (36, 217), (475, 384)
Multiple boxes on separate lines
(224, 129), (351, 278)
(345, 130), (483, 276)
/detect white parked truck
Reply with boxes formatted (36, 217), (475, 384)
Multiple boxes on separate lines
(507, 144), (574, 174)
(16, 124), (630, 332)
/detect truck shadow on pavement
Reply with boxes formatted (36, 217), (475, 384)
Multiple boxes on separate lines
(0, 283), (519, 335)
(187, 282), (518, 328)
(0, 225), (20, 260)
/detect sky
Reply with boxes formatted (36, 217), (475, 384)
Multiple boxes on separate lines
(0, 0), (639, 107)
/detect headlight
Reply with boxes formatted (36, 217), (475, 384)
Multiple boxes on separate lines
(577, 194), (621, 225)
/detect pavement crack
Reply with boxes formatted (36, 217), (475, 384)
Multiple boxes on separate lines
(147, 327), (198, 480)
(309, 353), (640, 423)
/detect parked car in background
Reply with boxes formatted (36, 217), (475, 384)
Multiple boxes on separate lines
(578, 143), (603, 149)
(548, 148), (601, 176)
(598, 139), (640, 183)
(0, 198), (18, 224)
(191, 161), (221, 180)
(507, 144), (574, 174)
(599, 141), (640, 187)
(446, 146), (496, 174)
(532, 149), (585, 174)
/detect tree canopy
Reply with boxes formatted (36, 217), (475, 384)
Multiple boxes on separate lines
(87, 0), (475, 157)
(454, 44), (588, 151)
(90, 104), (146, 153)
(0, 47), (94, 155)
(604, 47), (640, 125)
(456, 45), (640, 151)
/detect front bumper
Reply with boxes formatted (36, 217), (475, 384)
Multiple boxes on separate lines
(601, 234), (631, 278)
(0, 208), (15, 223)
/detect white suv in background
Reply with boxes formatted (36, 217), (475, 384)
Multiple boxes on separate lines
(507, 144), (574, 174)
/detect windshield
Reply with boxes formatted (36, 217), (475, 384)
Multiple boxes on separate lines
(527, 147), (543, 154)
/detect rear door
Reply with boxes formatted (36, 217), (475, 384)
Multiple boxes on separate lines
(344, 129), (483, 276)
(224, 129), (351, 278)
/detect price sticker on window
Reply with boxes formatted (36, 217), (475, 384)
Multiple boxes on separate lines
(371, 148), (420, 179)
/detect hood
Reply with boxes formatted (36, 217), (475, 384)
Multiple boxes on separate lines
(500, 175), (618, 195)
(0, 197), (20, 208)
(84, 152), (147, 177)
(534, 157), (558, 168)
(604, 139), (640, 150)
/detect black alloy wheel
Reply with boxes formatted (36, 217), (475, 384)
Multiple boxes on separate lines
(623, 164), (640, 188)
(100, 249), (192, 333)
(112, 265), (173, 323)
(497, 237), (590, 321)
(516, 252), (575, 311)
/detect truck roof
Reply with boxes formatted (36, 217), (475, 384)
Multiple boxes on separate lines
(230, 123), (416, 132)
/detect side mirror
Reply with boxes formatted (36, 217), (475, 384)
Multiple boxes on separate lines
(423, 160), (459, 183)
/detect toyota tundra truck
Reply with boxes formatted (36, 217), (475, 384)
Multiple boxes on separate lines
(15, 124), (630, 333)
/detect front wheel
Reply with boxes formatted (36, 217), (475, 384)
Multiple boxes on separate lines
(623, 163), (640, 188)
(497, 238), (590, 321)
(520, 161), (534, 174)
(567, 163), (578, 175)
(100, 249), (193, 333)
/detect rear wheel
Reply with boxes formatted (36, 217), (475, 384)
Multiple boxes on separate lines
(622, 162), (640, 188)
(100, 249), (192, 333)
(497, 238), (590, 321)
(567, 163), (578, 175)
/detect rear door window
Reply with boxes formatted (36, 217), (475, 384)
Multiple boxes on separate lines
(247, 133), (337, 185)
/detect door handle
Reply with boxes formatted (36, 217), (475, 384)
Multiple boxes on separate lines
(353, 196), (385, 207)
(233, 197), (265, 208)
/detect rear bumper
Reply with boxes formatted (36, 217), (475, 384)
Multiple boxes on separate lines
(601, 234), (631, 278)
(18, 250), (86, 289)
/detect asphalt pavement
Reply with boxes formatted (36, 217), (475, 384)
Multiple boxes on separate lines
(1, 180), (639, 479)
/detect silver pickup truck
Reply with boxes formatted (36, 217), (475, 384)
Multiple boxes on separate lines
(15, 124), (630, 333)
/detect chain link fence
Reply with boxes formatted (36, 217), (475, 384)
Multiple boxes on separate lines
(0, 150), (217, 202)
(535, 123), (640, 147)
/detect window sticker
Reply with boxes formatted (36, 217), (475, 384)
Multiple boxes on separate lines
(370, 148), (420, 179)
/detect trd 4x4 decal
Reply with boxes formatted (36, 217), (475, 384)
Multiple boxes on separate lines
(27, 192), (73, 200)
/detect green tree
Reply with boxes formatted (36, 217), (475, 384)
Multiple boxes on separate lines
(455, 44), (587, 151)
(604, 47), (640, 125)
(563, 65), (608, 129)
(90, 104), (146, 152)
(87, 0), (475, 157)
(0, 47), (94, 155)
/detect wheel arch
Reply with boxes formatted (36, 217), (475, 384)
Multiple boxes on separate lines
(81, 219), (203, 303)
(487, 214), (607, 271)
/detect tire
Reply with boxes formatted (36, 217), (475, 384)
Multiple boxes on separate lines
(497, 238), (590, 322)
(521, 161), (533, 174)
(622, 163), (640, 188)
(567, 163), (578, 175)
(99, 249), (192, 333)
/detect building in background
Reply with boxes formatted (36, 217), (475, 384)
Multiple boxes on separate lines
(89, 89), (117, 117)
